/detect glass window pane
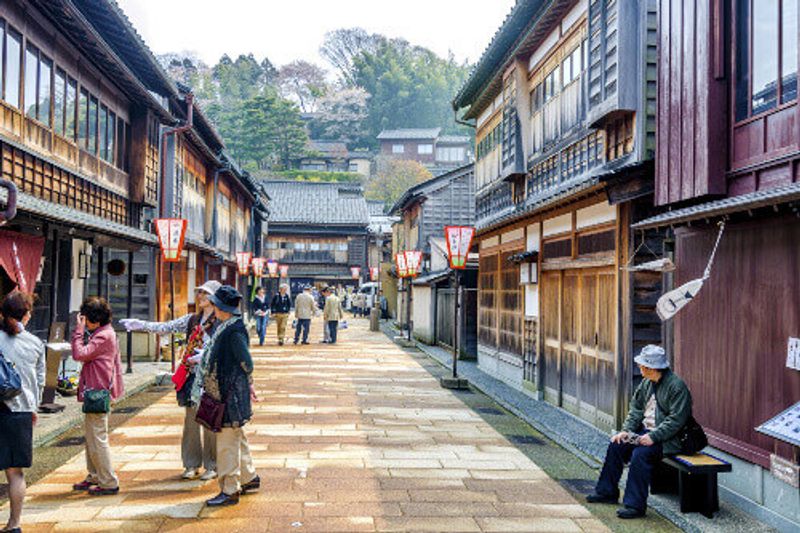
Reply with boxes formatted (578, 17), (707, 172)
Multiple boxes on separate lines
(24, 46), (38, 119)
(0, 22), (4, 99)
(116, 118), (125, 168)
(66, 78), (77, 140)
(782, 0), (798, 103)
(98, 105), (108, 160)
(752, 0), (779, 115)
(735, 0), (751, 121)
(108, 111), (115, 163)
(78, 89), (88, 148)
(5, 29), (21, 108)
(39, 56), (51, 126)
(53, 68), (65, 135)
(88, 95), (98, 154)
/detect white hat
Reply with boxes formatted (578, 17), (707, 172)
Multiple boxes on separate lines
(634, 345), (669, 369)
(196, 280), (222, 295)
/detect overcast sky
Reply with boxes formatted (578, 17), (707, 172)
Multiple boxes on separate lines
(116, 0), (516, 69)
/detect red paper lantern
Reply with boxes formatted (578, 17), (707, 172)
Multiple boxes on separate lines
(404, 250), (423, 277)
(444, 226), (476, 270)
(154, 219), (187, 262)
(251, 257), (266, 277)
(279, 264), (289, 278)
(370, 267), (380, 281)
(235, 252), (252, 275)
(266, 259), (278, 277)
(350, 266), (361, 280)
(395, 253), (409, 278)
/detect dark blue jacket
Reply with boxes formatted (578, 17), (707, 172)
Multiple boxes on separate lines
(270, 293), (291, 314)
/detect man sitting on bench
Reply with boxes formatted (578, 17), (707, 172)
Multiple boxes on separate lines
(586, 345), (692, 519)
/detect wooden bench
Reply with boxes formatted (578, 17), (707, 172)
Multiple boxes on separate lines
(650, 452), (732, 518)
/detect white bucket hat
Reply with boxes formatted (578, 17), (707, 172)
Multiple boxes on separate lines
(634, 344), (669, 369)
(196, 280), (222, 296)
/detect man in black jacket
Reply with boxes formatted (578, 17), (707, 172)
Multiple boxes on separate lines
(269, 283), (291, 345)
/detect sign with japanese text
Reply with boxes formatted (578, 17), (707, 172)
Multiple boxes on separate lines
(251, 257), (266, 277)
(395, 253), (408, 278)
(267, 259), (278, 277)
(404, 250), (423, 277)
(235, 252), (252, 275)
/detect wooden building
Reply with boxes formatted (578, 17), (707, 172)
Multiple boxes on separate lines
(293, 140), (372, 176)
(0, 0), (176, 342)
(389, 164), (476, 349)
(261, 180), (369, 294)
(377, 128), (472, 175)
(0, 0), (268, 357)
(452, 0), (661, 433)
(632, 1), (800, 528)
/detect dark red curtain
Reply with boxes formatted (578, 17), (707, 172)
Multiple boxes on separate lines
(0, 230), (45, 294)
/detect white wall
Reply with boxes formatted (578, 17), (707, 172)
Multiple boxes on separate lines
(411, 285), (434, 344)
(69, 239), (88, 312)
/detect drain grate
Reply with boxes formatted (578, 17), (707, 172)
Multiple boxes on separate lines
(476, 407), (505, 416)
(114, 406), (139, 414)
(559, 478), (597, 495)
(508, 434), (544, 445)
(55, 436), (85, 447)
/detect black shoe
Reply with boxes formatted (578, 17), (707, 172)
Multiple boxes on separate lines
(88, 486), (119, 496)
(240, 475), (260, 494)
(293, 340), (298, 345)
(206, 491), (240, 507)
(279, 341), (284, 346)
(301, 341), (310, 345)
(585, 492), (618, 504)
(616, 506), (645, 519)
(2, 528), (22, 533)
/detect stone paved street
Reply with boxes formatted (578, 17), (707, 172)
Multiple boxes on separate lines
(3, 318), (612, 532)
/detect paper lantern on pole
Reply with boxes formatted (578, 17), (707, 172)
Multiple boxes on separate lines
(404, 250), (423, 277)
(154, 219), (187, 262)
(251, 257), (266, 277)
(266, 259), (278, 278)
(445, 225), (476, 270)
(279, 264), (289, 278)
(235, 252), (252, 275)
(350, 266), (361, 280)
(370, 267), (380, 281)
(395, 253), (409, 278)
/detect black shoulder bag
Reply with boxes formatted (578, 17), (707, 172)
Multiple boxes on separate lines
(654, 384), (708, 455)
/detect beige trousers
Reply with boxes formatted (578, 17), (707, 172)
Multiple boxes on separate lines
(84, 412), (118, 489)
(182, 406), (216, 471)
(274, 313), (288, 342)
(217, 426), (257, 495)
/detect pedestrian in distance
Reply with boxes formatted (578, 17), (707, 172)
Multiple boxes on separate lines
(0, 292), (45, 533)
(251, 286), (269, 346)
(322, 287), (344, 344)
(586, 344), (696, 519)
(120, 280), (221, 481)
(293, 285), (316, 345)
(270, 284), (291, 345)
(318, 285), (330, 343)
(70, 297), (124, 496)
(203, 285), (260, 507)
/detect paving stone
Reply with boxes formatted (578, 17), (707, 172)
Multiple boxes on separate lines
(1, 319), (603, 531)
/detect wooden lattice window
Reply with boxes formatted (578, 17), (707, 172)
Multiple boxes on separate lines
(478, 254), (498, 347)
(498, 250), (523, 356)
(605, 113), (634, 161)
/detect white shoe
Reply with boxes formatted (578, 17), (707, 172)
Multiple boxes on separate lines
(200, 469), (218, 480)
(181, 468), (200, 480)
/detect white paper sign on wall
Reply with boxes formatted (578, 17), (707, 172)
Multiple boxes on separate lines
(787, 337), (800, 371)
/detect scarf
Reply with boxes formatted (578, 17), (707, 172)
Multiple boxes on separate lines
(190, 315), (241, 405)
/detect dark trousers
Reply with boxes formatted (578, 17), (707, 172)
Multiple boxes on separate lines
(327, 321), (338, 343)
(595, 438), (663, 511)
(255, 315), (268, 345)
(294, 318), (310, 343)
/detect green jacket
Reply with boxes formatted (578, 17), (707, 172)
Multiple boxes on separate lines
(622, 369), (692, 455)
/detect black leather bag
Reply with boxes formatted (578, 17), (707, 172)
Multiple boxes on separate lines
(677, 415), (708, 455)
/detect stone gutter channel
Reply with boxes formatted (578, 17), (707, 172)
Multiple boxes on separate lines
(381, 323), (777, 533)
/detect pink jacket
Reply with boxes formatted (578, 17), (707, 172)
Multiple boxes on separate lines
(71, 323), (124, 402)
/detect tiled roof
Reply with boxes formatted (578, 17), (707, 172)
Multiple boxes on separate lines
(307, 141), (349, 155)
(1, 189), (155, 245)
(260, 181), (370, 226)
(366, 200), (387, 216)
(632, 182), (800, 230)
(377, 128), (441, 141)
(438, 135), (471, 144)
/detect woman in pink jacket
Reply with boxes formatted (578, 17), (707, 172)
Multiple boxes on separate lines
(70, 297), (124, 496)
